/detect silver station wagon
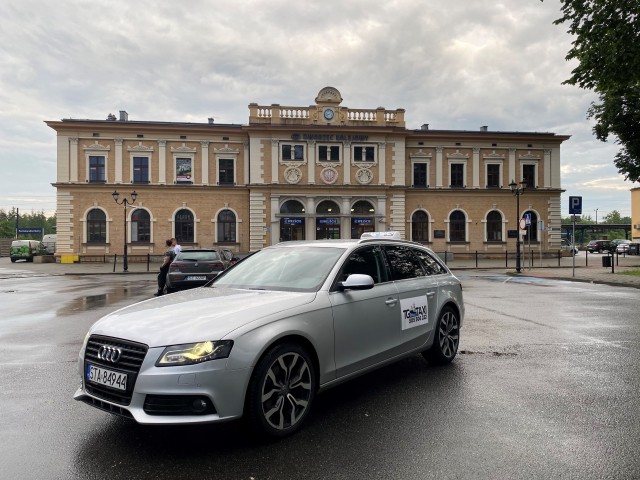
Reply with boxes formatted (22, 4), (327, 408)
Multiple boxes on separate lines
(74, 232), (464, 437)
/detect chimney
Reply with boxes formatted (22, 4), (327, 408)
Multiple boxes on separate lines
(119, 111), (129, 121)
(480, 126), (488, 131)
(421, 124), (429, 130)
(208, 117), (214, 124)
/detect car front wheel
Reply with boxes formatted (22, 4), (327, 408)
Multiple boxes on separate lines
(246, 343), (316, 438)
(423, 306), (460, 365)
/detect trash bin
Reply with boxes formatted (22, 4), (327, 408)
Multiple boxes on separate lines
(629, 243), (639, 255)
(602, 255), (611, 267)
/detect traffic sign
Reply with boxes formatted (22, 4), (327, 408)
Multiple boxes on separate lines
(17, 227), (43, 235)
(524, 213), (531, 226)
(569, 196), (582, 215)
(519, 218), (527, 230)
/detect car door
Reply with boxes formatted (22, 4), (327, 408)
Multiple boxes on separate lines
(329, 245), (403, 378)
(382, 244), (439, 352)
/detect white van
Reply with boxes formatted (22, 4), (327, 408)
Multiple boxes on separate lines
(42, 234), (57, 254)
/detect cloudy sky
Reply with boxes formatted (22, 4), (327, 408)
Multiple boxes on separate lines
(0, 0), (635, 220)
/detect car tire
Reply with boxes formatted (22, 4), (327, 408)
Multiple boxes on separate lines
(246, 342), (316, 438)
(10, 258), (16, 263)
(423, 306), (460, 365)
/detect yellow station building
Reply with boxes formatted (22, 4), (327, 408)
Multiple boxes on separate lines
(46, 87), (570, 258)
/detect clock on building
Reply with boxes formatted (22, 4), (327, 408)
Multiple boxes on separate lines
(323, 108), (334, 121)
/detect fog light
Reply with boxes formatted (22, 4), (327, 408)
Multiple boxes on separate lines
(192, 398), (208, 413)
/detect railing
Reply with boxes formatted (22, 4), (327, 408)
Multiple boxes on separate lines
(248, 104), (405, 127)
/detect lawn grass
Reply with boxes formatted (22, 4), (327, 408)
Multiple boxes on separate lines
(618, 269), (640, 277)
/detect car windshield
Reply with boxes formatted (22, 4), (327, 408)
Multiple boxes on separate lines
(176, 251), (219, 261)
(211, 246), (346, 292)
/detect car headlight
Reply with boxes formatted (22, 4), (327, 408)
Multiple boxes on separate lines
(156, 340), (233, 367)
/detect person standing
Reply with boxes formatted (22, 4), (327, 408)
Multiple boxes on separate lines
(171, 237), (182, 256)
(155, 239), (175, 296)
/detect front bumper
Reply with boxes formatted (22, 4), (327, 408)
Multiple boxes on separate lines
(74, 346), (251, 425)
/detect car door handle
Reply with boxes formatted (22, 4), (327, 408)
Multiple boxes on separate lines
(427, 292), (435, 298)
(385, 298), (398, 306)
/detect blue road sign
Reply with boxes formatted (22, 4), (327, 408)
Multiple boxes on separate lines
(569, 196), (582, 215)
(17, 227), (43, 235)
(524, 213), (532, 226)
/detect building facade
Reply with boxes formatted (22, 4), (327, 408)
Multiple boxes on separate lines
(632, 187), (640, 241)
(46, 87), (570, 258)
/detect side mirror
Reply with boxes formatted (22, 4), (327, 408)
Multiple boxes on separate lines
(338, 274), (375, 291)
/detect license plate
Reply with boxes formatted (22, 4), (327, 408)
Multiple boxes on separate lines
(185, 275), (207, 281)
(86, 363), (127, 391)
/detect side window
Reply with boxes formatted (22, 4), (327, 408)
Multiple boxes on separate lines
(412, 248), (447, 275)
(340, 246), (386, 284)
(383, 245), (426, 280)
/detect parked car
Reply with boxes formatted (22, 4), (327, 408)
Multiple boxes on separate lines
(74, 233), (465, 438)
(561, 240), (579, 255)
(9, 240), (43, 262)
(586, 239), (611, 253)
(615, 239), (631, 254)
(42, 234), (56, 254)
(165, 249), (234, 292)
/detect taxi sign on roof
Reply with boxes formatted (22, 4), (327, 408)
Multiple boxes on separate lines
(360, 231), (401, 240)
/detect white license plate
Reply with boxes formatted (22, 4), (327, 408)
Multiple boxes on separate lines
(185, 275), (207, 281)
(86, 363), (127, 391)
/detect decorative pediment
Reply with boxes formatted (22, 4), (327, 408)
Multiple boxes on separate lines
(410, 149), (433, 159)
(446, 149), (469, 160)
(483, 150), (505, 160)
(214, 144), (240, 155)
(519, 151), (541, 161)
(315, 86), (343, 105)
(171, 143), (197, 153)
(127, 142), (154, 152)
(82, 142), (110, 151)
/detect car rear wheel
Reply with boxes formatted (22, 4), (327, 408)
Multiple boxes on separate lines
(423, 306), (460, 365)
(246, 343), (316, 438)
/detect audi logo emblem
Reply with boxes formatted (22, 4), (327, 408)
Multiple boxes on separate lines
(97, 345), (122, 363)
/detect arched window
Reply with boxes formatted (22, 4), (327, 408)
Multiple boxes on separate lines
(486, 210), (502, 242)
(449, 210), (466, 242)
(280, 200), (305, 214)
(280, 200), (305, 241)
(523, 211), (538, 241)
(412, 211), (430, 242)
(217, 209), (236, 243)
(175, 209), (194, 243)
(316, 200), (340, 239)
(316, 200), (340, 214)
(131, 209), (150, 243)
(351, 200), (375, 239)
(87, 209), (106, 244)
(351, 200), (374, 215)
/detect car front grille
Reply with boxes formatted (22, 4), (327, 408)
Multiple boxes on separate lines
(84, 335), (148, 406)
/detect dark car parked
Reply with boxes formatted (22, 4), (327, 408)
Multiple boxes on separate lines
(165, 249), (236, 292)
(586, 239), (611, 253)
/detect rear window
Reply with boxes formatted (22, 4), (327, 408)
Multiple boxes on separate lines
(176, 251), (220, 261)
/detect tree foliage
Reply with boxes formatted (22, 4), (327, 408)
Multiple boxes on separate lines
(0, 208), (56, 239)
(552, 0), (640, 182)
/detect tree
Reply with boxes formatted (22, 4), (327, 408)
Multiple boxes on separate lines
(0, 209), (56, 239)
(551, 0), (640, 182)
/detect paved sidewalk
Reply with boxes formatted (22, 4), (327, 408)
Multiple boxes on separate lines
(2, 254), (640, 288)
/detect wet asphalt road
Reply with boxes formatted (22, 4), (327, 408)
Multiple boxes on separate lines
(0, 268), (639, 480)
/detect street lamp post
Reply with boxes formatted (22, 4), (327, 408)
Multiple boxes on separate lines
(509, 179), (526, 273)
(112, 190), (137, 272)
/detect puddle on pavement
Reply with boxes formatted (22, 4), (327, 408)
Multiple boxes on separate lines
(56, 282), (154, 316)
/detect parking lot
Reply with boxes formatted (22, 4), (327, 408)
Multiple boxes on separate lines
(1, 259), (639, 479)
